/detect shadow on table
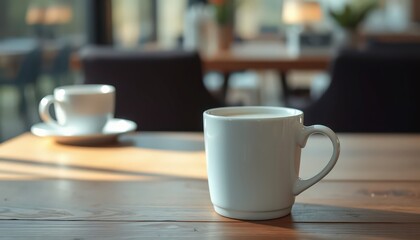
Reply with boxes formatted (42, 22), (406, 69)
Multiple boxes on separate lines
(247, 203), (420, 239)
(119, 132), (205, 152)
(54, 132), (205, 152)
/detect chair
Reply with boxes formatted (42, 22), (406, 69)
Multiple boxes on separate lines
(303, 48), (420, 133)
(46, 42), (73, 87)
(0, 45), (42, 131)
(80, 47), (223, 132)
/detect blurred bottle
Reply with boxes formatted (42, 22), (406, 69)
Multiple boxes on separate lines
(183, 3), (217, 55)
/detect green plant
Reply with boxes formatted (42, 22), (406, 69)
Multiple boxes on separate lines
(210, 0), (235, 26)
(329, 0), (377, 30)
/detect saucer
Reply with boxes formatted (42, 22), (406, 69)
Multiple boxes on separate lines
(31, 118), (137, 145)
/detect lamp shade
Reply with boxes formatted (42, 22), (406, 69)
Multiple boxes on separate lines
(26, 4), (72, 25)
(44, 5), (73, 24)
(282, 0), (322, 24)
(26, 6), (45, 25)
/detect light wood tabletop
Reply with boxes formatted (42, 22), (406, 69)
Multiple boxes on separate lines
(0, 132), (419, 239)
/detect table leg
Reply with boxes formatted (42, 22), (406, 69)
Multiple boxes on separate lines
(221, 72), (231, 104)
(279, 71), (291, 105)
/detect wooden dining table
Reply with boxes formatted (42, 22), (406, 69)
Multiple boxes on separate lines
(0, 132), (419, 239)
(201, 41), (332, 103)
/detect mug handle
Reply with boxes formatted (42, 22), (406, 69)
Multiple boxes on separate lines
(293, 125), (340, 195)
(39, 95), (61, 128)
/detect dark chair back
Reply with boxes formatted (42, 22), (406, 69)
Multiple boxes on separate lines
(80, 47), (223, 132)
(16, 46), (42, 85)
(50, 43), (72, 85)
(303, 48), (420, 132)
(0, 44), (42, 133)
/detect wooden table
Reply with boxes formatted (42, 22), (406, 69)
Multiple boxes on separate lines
(0, 132), (419, 238)
(201, 41), (332, 103)
(202, 41), (331, 72)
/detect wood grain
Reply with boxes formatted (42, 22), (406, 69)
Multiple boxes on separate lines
(1, 133), (419, 181)
(0, 133), (207, 181)
(1, 132), (420, 239)
(300, 133), (420, 181)
(0, 221), (419, 239)
(0, 180), (418, 222)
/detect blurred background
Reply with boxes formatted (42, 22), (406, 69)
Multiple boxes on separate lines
(1, 0), (419, 141)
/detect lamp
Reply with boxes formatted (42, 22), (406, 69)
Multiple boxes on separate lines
(44, 5), (73, 25)
(26, 4), (73, 39)
(282, 0), (322, 55)
(26, 5), (47, 38)
(26, 6), (45, 25)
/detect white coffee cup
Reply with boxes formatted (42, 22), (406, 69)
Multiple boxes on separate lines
(203, 106), (340, 220)
(39, 84), (115, 135)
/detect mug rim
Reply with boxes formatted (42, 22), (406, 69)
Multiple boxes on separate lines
(54, 84), (115, 95)
(204, 106), (303, 120)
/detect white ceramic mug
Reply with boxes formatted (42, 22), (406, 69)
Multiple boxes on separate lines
(39, 84), (115, 135)
(203, 106), (340, 220)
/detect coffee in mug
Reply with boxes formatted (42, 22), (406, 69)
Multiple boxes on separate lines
(39, 84), (115, 135)
(203, 106), (340, 220)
